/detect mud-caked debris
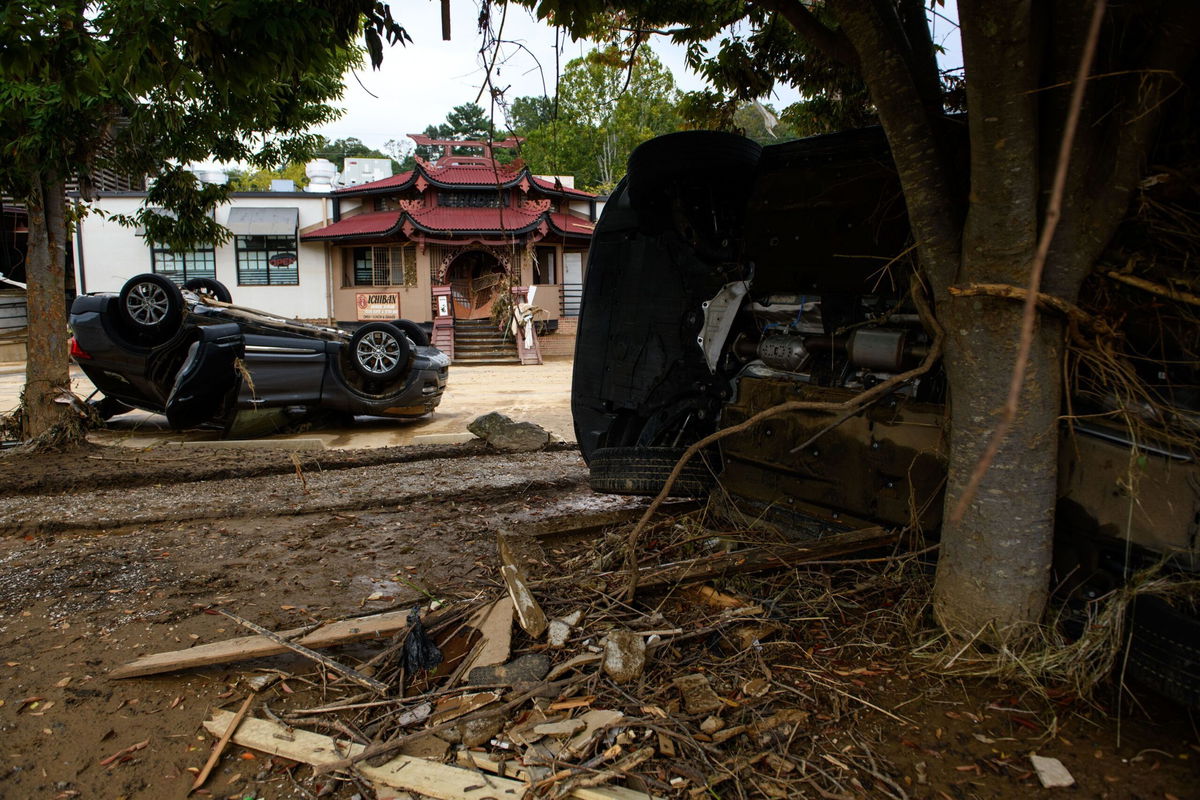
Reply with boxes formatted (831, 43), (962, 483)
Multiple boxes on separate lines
(467, 653), (550, 686)
(442, 711), (505, 747)
(674, 673), (724, 715)
(547, 609), (584, 649)
(468, 412), (550, 452)
(602, 629), (646, 683)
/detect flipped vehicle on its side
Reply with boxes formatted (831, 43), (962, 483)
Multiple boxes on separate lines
(572, 128), (1200, 705)
(70, 274), (449, 437)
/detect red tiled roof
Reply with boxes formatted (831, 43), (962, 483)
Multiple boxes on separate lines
(301, 210), (402, 240)
(425, 164), (523, 186)
(334, 170), (415, 194)
(530, 176), (595, 198)
(405, 205), (544, 233)
(548, 212), (595, 236)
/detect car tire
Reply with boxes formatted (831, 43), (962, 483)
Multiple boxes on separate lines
(589, 446), (717, 497)
(1125, 594), (1200, 707)
(184, 277), (232, 303)
(117, 273), (184, 344)
(389, 318), (430, 347)
(350, 321), (415, 381)
(90, 396), (133, 421)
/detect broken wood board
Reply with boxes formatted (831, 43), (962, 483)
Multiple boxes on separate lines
(205, 710), (652, 800)
(457, 597), (513, 679)
(113, 608), (438, 679)
(203, 710), (523, 799)
(501, 564), (547, 638)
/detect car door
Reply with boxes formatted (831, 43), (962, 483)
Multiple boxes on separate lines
(238, 332), (327, 407)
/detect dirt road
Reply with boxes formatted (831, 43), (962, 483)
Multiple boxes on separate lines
(0, 441), (1196, 800)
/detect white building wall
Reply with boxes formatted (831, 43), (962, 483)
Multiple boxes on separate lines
(75, 193), (335, 320)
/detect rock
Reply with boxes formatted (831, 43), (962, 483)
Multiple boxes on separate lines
(467, 653), (550, 686)
(699, 716), (725, 734)
(674, 673), (724, 715)
(445, 712), (504, 747)
(467, 413), (550, 452)
(488, 421), (550, 452)
(533, 718), (586, 737)
(467, 411), (515, 439)
(1029, 755), (1074, 788)
(602, 629), (646, 683)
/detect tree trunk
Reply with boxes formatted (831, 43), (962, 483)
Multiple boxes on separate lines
(933, 297), (1064, 635)
(22, 175), (72, 439)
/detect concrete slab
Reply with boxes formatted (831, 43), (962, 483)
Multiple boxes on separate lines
(411, 432), (479, 445)
(169, 438), (327, 451)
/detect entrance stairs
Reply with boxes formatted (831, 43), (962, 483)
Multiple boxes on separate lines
(451, 318), (521, 364)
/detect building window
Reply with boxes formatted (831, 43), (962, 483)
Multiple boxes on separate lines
(349, 246), (418, 287)
(534, 246), (557, 284)
(236, 234), (299, 285)
(437, 191), (504, 208)
(151, 244), (216, 284)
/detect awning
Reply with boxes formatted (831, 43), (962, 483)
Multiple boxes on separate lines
(226, 207), (299, 236)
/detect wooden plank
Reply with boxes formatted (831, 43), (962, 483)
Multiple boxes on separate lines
(112, 609), (425, 679)
(458, 597), (512, 677)
(204, 710), (524, 799)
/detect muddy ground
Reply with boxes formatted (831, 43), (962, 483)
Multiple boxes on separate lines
(0, 442), (1197, 800)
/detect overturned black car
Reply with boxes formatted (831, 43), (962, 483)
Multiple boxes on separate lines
(573, 128), (1200, 704)
(70, 274), (449, 437)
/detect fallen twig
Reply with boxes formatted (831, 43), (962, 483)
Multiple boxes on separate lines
(190, 693), (254, 794)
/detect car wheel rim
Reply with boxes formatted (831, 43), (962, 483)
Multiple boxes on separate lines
(356, 331), (401, 375)
(127, 282), (169, 325)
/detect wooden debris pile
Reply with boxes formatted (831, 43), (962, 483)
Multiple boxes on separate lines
(115, 504), (924, 799)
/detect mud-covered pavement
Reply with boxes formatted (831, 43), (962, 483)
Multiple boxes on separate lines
(1, 442), (1198, 800)
(0, 442), (643, 799)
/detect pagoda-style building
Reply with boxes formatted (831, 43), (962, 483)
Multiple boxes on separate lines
(302, 135), (596, 362)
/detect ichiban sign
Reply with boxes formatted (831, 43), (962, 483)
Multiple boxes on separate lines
(356, 292), (400, 321)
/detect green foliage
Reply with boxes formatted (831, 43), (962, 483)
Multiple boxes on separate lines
(0, 0), (408, 246)
(508, 0), (878, 134)
(510, 45), (680, 192)
(228, 162), (312, 192)
(313, 136), (400, 173)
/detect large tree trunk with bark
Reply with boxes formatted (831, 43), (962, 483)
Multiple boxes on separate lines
(933, 299), (1064, 634)
(22, 175), (72, 439)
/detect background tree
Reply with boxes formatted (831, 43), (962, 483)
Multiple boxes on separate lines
(512, 46), (680, 192)
(313, 136), (401, 172)
(0, 0), (405, 439)
(227, 162), (312, 192)
(512, 0), (1200, 638)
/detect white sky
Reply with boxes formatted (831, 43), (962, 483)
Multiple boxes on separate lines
(312, 1), (961, 154)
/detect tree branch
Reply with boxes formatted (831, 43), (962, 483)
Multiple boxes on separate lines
(825, 0), (962, 295)
(752, 0), (860, 68)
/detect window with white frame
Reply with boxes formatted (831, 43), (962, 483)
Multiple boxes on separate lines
(349, 246), (418, 287)
(150, 243), (216, 284)
(236, 234), (299, 285)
